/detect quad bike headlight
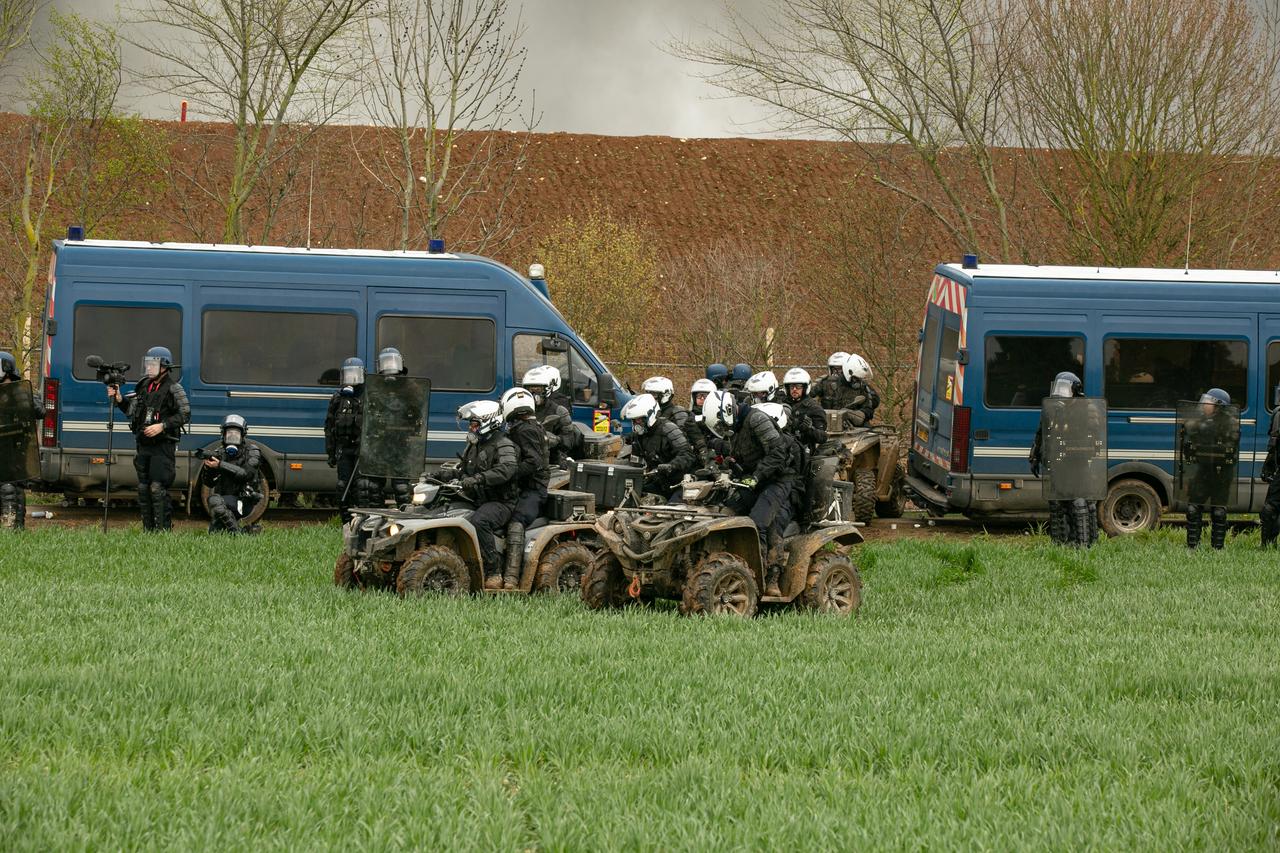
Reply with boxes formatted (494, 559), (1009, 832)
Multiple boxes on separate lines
(387, 523), (401, 538)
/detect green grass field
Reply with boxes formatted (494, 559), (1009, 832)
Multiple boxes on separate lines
(1, 524), (1278, 850)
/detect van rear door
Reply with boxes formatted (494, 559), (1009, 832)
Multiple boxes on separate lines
(367, 288), (504, 463)
(913, 276), (965, 480)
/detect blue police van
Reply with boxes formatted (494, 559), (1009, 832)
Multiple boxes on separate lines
(908, 259), (1280, 535)
(36, 236), (626, 509)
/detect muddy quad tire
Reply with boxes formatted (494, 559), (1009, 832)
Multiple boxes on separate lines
(852, 469), (877, 523)
(680, 552), (759, 617)
(333, 552), (360, 589)
(875, 465), (907, 518)
(537, 541), (595, 594)
(396, 545), (471, 597)
(582, 554), (627, 610)
(1099, 478), (1161, 537)
(802, 552), (862, 615)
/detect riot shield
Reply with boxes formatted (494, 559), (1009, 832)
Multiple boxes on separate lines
(1174, 400), (1240, 508)
(359, 375), (430, 479)
(1040, 397), (1108, 501)
(0, 380), (40, 483)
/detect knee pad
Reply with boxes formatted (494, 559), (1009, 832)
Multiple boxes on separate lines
(149, 482), (167, 499)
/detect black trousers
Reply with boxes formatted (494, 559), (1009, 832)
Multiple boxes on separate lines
(134, 442), (176, 530)
(208, 493), (246, 532)
(335, 449), (359, 522)
(1261, 478), (1280, 546)
(511, 487), (546, 526)
(729, 480), (793, 556)
(471, 501), (513, 574)
(0, 482), (26, 530)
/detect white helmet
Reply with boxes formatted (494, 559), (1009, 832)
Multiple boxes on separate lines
(690, 378), (717, 417)
(521, 364), (562, 403)
(755, 401), (789, 430)
(783, 367), (811, 386)
(842, 353), (873, 383)
(621, 392), (660, 435)
(701, 389), (737, 437)
(458, 399), (503, 441)
(827, 351), (850, 371)
(500, 387), (536, 421)
(641, 376), (675, 406)
(744, 371), (779, 402)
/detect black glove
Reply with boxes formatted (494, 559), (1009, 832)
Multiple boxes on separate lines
(655, 463), (673, 476)
(459, 475), (481, 491)
(437, 466), (460, 482)
(327, 454), (336, 467)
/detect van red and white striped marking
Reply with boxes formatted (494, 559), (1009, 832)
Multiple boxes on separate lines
(926, 274), (969, 406)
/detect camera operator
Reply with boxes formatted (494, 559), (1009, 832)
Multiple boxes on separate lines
(199, 414), (261, 534)
(106, 346), (189, 531)
(0, 351), (44, 531)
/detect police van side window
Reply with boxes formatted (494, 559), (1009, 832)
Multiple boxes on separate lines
(919, 316), (941, 396)
(202, 310), (356, 386)
(984, 335), (1085, 408)
(512, 334), (598, 406)
(72, 305), (182, 382)
(1103, 338), (1247, 410)
(376, 315), (495, 392)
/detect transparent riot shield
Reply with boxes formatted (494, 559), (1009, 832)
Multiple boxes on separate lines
(1174, 400), (1240, 508)
(359, 375), (430, 479)
(0, 380), (40, 483)
(1040, 397), (1108, 501)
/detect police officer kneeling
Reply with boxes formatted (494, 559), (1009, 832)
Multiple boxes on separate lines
(442, 401), (519, 590)
(200, 414), (262, 534)
(108, 346), (189, 532)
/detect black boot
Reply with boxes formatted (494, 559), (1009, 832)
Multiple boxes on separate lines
(1087, 501), (1100, 546)
(208, 495), (241, 534)
(137, 484), (155, 531)
(151, 483), (172, 531)
(1186, 504), (1203, 549)
(503, 522), (524, 590)
(0, 483), (19, 530)
(1262, 509), (1279, 548)
(1048, 502), (1069, 545)
(1210, 507), (1228, 550)
(1071, 499), (1091, 548)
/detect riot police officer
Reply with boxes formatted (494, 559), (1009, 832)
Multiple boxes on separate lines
(689, 378), (718, 466)
(705, 363), (729, 391)
(814, 353), (880, 427)
(108, 345), (189, 531)
(501, 387), (549, 589)
(200, 413), (262, 534)
(523, 365), (580, 465)
(1028, 371), (1097, 547)
(443, 400), (519, 590)
(622, 393), (694, 498)
(703, 390), (796, 597)
(726, 363), (753, 402)
(643, 375), (707, 468)
(783, 368), (827, 451)
(1183, 388), (1237, 550)
(324, 356), (364, 522)
(0, 351), (44, 530)
(1260, 384), (1280, 547)
(359, 348), (415, 507)
(744, 371), (780, 404)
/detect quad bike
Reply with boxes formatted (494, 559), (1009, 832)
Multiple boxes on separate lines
(334, 477), (600, 597)
(583, 473), (863, 618)
(822, 411), (907, 521)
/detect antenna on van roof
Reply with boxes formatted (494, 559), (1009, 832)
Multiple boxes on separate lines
(1183, 190), (1194, 274)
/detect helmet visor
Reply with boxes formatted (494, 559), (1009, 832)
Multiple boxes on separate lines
(143, 356), (162, 378)
(378, 351), (403, 375)
(1050, 376), (1077, 398)
(341, 364), (364, 386)
(223, 427), (244, 446)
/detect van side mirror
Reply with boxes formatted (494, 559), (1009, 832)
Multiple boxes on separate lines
(540, 336), (569, 354)
(598, 373), (617, 407)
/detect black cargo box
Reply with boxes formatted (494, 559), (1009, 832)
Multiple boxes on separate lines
(545, 489), (596, 521)
(569, 461), (645, 510)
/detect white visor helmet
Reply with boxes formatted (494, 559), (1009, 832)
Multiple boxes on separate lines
(621, 393), (660, 435)
(641, 376), (675, 406)
(500, 387), (536, 421)
(842, 353), (873, 383)
(458, 399), (503, 441)
(521, 365), (563, 404)
(745, 371), (779, 401)
(701, 390), (737, 437)
(755, 401), (789, 430)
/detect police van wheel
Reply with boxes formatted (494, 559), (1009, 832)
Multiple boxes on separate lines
(1100, 479), (1161, 537)
(537, 541), (595, 594)
(852, 470), (877, 523)
(396, 545), (470, 597)
(199, 469), (271, 526)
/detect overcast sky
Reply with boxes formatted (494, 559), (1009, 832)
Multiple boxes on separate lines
(44, 0), (775, 138)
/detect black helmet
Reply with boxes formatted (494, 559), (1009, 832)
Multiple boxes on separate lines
(731, 363), (752, 382)
(1199, 388), (1231, 408)
(1049, 371), (1083, 399)
(0, 351), (17, 381)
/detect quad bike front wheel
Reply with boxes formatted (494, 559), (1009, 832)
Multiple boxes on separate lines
(852, 470), (877, 523)
(537, 541), (595, 594)
(396, 545), (471, 597)
(581, 555), (627, 609)
(681, 552), (759, 617)
(333, 553), (360, 589)
(802, 552), (862, 615)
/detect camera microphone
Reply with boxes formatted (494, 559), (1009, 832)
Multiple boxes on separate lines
(85, 355), (103, 369)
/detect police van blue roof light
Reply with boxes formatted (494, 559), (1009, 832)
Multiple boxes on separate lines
(67, 225), (84, 241)
(962, 253), (978, 269)
(428, 238), (445, 253)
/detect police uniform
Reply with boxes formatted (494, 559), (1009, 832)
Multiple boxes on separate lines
(628, 417), (694, 497)
(0, 375), (44, 530)
(813, 374), (880, 426)
(535, 397), (578, 466)
(325, 384), (364, 521)
(117, 371), (189, 531)
(450, 431), (519, 585)
(199, 443), (263, 533)
(658, 399), (708, 469)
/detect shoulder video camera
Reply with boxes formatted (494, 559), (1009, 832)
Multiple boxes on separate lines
(85, 354), (129, 387)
